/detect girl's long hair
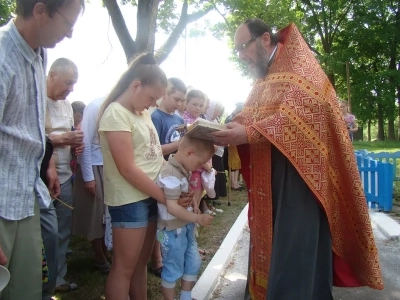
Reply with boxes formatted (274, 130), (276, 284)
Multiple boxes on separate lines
(97, 52), (167, 131)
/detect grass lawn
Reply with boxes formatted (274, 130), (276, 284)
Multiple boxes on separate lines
(352, 140), (400, 152)
(54, 189), (248, 300)
(353, 141), (400, 203)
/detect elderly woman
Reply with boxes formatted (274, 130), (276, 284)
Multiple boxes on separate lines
(72, 98), (111, 274)
(204, 100), (227, 203)
(225, 102), (244, 191)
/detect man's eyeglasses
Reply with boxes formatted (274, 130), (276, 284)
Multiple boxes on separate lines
(55, 8), (75, 30)
(234, 36), (259, 55)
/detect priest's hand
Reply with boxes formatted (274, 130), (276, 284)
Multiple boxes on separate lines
(212, 122), (248, 146)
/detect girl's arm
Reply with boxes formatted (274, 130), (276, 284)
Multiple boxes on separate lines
(105, 131), (166, 205)
(351, 119), (358, 132)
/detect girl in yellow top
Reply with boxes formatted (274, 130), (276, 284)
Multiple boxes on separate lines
(98, 53), (167, 300)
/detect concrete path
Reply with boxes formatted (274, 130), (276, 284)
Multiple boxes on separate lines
(195, 206), (400, 300)
(332, 222), (400, 300)
(210, 225), (249, 300)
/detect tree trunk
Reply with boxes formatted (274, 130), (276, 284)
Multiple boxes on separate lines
(377, 102), (385, 140)
(398, 83), (400, 141)
(368, 119), (371, 141)
(327, 73), (335, 89)
(103, 0), (137, 63)
(104, 0), (212, 65)
(387, 52), (397, 140)
(136, 0), (159, 54)
(388, 118), (395, 140)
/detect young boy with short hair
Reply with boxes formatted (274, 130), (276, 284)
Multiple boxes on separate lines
(152, 77), (187, 160)
(157, 136), (215, 300)
(151, 77), (187, 277)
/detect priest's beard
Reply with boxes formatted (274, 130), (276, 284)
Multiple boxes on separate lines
(252, 41), (271, 79)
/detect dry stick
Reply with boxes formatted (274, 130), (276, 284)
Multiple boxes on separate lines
(51, 195), (74, 210)
(228, 166), (232, 206)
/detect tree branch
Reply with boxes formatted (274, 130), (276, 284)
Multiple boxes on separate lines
(187, 3), (213, 22)
(210, 1), (234, 32)
(136, 0), (159, 54)
(330, 0), (354, 46)
(155, 1), (213, 64)
(103, 0), (137, 62)
(306, 39), (322, 57)
(302, 0), (328, 52)
(321, 0), (329, 46)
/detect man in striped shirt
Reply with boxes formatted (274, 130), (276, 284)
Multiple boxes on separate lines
(0, 1), (84, 299)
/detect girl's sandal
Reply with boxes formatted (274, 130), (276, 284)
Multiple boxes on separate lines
(94, 261), (111, 275)
(198, 248), (210, 255)
(150, 266), (163, 278)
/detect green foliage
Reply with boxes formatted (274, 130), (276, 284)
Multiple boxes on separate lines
(332, 0), (400, 132)
(0, 0), (14, 26)
(157, 0), (178, 33)
(352, 140), (400, 152)
(208, 0), (400, 139)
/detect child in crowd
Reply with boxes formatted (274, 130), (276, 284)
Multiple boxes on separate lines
(157, 136), (214, 300)
(175, 97), (186, 117)
(204, 100), (227, 203)
(71, 101), (86, 130)
(339, 100), (358, 141)
(98, 53), (168, 300)
(150, 77), (187, 277)
(182, 90), (216, 215)
(70, 101), (86, 182)
(152, 78), (187, 160)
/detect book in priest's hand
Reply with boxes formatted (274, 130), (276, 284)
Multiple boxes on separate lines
(183, 119), (227, 142)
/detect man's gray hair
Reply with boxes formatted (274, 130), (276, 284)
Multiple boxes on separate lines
(49, 57), (78, 75)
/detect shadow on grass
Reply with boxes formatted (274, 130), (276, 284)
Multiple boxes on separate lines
(54, 189), (248, 300)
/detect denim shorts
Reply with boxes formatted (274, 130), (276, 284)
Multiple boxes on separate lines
(157, 223), (201, 288)
(108, 198), (157, 229)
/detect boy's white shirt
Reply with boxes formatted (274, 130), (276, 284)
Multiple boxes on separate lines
(157, 175), (192, 221)
(201, 170), (216, 198)
(157, 175), (193, 234)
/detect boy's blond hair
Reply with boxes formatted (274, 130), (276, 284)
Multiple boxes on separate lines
(179, 136), (214, 157)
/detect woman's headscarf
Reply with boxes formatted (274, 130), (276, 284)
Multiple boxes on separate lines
(205, 99), (221, 121)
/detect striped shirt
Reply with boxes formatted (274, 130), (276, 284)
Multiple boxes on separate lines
(0, 20), (50, 220)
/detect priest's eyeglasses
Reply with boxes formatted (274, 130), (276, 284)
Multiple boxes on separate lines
(234, 36), (258, 55)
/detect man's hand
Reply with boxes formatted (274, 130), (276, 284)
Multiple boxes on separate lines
(0, 246), (7, 266)
(193, 207), (201, 215)
(212, 122), (248, 146)
(196, 214), (213, 227)
(178, 190), (194, 208)
(47, 157), (60, 198)
(64, 130), (84, 146)
(84, 180), (96, 195)
(73, 143), (85, 156)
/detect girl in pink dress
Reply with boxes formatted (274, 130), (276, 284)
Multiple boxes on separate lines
(339, 101), (358, 141)
(182, 90), (215, 215)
